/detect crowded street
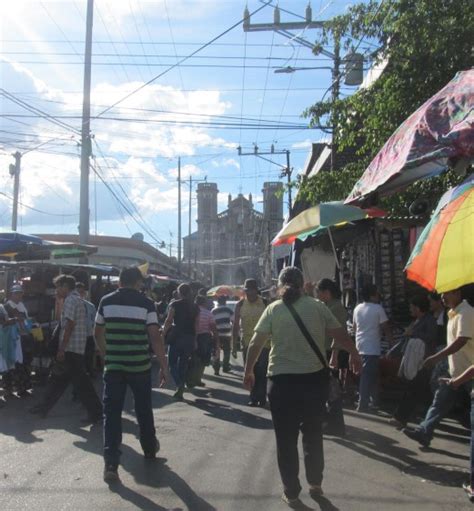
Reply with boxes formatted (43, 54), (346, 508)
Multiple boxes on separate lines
(0, 362), (472, 511)
(1, 1), (473, 509)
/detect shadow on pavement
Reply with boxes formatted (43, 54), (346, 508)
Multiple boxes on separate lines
(331, 424), (468, 488)
(312, 495), (340, 511)
(74, 437), (216, 511)
(188, 397), (273, 429)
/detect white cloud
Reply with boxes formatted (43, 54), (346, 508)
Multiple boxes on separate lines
(291, 139), (313, 149)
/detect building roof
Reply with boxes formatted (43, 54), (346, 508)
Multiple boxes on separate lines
(35, 234), (171, 264)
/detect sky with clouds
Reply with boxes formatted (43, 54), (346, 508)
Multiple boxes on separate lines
(0, 0), (367, 254)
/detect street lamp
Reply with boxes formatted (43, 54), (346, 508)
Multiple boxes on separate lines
(274, 65), (333, 74)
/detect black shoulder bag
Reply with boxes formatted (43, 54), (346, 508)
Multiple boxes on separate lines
(286, 301), (341, 401)
(285, 301), (329, 371)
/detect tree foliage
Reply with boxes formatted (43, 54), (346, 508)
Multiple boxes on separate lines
(298, 0), (474, 214)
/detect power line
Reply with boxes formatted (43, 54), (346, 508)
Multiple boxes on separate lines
(95, 1), (273, 118)
(1, 114), (314, 130)
(0, 88), (81, 135)
(0, 191), (78, 217)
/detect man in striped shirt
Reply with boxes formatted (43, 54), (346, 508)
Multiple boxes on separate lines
(212, 296), (234, 375)
(95, 267), (170, 483)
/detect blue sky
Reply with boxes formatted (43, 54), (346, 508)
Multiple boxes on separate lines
(0, 0), (368, 254)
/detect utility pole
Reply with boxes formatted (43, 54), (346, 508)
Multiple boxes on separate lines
(79, 0), (94, 246)
(243, 3), (359, 174)
(177, 156), (182, 275)
(188, 176), (192, 276)
(237, 145), (292, 213)
(285, 149), (292, 211)
(9, 151), (21, 231)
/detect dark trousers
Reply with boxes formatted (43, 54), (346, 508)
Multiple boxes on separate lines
(213, 336), (232, 372)
(168, 334), (195, 388)
(103, 370), (157, 467)
(40, 352), (102, 418)
(84, 336), (96, 375)
(394, 369), (430, 424)
(243, 346), (269, 404)
(268, 371), (329, 499)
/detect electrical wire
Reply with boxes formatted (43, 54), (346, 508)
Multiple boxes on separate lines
(95, 1), (273, 118)
(0, 191), (78, 217)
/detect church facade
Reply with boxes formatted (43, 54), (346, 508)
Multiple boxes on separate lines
(183, 182), (284, 286)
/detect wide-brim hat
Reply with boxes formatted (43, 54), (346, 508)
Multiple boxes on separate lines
(243, 279), (259, 291)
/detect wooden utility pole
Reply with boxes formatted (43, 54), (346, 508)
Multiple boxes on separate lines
(79, 0), (94, 246)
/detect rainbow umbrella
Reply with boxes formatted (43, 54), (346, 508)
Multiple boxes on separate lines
(405, 174), (474, 292)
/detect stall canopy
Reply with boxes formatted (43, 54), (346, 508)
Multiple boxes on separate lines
(0, 232), (97, 261)
(345, 70), (474, 205)
(271, 202), (385, 246)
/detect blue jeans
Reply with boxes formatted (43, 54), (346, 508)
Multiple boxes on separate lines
(103, 370), (156, 467)
(168, 333), (195, 388)
(358, 355), (379, 410)
(471, 388), (474, 488)
(419, 381), (471, 440)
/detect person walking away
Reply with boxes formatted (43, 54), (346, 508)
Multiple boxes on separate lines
(353, 284), (393, 412)
(316, 278), (348, 437)
(4, 284), (33, 396)
(244, 267), (361, 508)
(163, 283), (198, 401)
(212, 295), (234, 375)
(390, 294), (437, 428)
(29, 275), (102, 422)
(75, 282), (98, 376)
(187, 295), (219, 387)
(403, 287), (474, 447)
(94, 266), (170, 483)
(233, 278), (268, 406)
(428, 292), (450, 391)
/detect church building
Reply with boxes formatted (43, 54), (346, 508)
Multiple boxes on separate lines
(183, 182), (283, 286)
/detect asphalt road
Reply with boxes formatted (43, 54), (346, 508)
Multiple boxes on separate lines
(0, 361), (472, 511)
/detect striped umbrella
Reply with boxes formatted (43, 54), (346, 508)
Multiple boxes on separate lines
(405, 174), (474, 292)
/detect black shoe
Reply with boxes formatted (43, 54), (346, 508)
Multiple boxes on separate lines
(402, 427), (430, 447)
(195, 381), (206, 387)
(248, 401), (258, 407)
(223, 367), (231, 373)
(144, 438), (160, 459)
(257, 401), (267, 408)
(214, 370), (220, 376)
(103, 464), (119, 483)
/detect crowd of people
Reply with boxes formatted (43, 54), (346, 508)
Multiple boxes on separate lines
(1, 265), (473, 506)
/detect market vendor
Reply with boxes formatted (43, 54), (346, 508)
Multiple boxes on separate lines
(4, 284), (33, 396)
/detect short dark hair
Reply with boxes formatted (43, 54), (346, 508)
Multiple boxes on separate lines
(75, 282), (86, 290)
(54, 274), (76, 290)
(178, 283), (192, 299)
(361, 284), (378, 302)
(410, 294), (430, 313)
(119, 266), (143, 287)
(429, 292), (442, 302)
(196, 295), (207, 306)
(198, 288), (207, 296)
(316, 278), (341, 299)
(217, 295), (227, 305)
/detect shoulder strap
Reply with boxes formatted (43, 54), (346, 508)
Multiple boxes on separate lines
(285, 301), (328, 368)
